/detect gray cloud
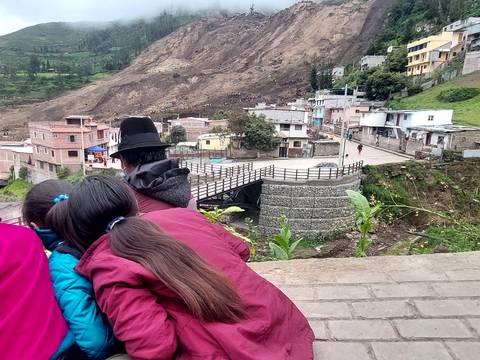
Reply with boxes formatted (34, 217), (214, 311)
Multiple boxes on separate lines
(0, 0), (298, 35)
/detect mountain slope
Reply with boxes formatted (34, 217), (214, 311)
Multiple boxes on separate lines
(1, 0), (395, 137)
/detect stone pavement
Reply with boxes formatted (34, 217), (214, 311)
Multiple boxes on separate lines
(250, 252), (480, 360)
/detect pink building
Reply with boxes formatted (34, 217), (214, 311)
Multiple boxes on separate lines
(29, 116), (109, 182)
(168, 117), (228, 142)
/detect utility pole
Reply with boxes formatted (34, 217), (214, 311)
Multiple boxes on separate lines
(80, 116), (86, 176)
(338, 85), (350, 168)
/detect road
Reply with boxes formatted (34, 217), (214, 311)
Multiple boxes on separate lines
(233, 140), (411, 170)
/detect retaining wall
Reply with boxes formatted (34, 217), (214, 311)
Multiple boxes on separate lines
(258, 174), (360, 237)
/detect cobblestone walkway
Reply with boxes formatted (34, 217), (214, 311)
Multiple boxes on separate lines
(251, 252), (480, 360)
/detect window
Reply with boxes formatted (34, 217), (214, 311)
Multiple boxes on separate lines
(39, 161), (44, 170)
(428, 115), (434, 121)
(49, 164), (54, 172)
(69, 135), (76, 143)
(280, 124), (291, 131)
(206, 140), (211, 145)
(97, 130), (104, 139)
(437, 136), (445, 144)
(68, 151), (78, 157)
(42, 133), (45, 140)
(294, 125), (303, 131)
(34, 131), (37, 138)
(293, 141), (302, 148)
(51, 150), (55, 157)
(44, 147), (47, 154)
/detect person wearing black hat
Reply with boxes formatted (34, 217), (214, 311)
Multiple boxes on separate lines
(111, 116), (195, 213)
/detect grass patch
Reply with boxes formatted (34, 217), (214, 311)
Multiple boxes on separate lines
(0, 179), (31, 201)
(409, 225), (480, 254)
(389, 73), (480, 127)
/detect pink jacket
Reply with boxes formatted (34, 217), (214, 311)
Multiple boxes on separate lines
(76, 209), (314, 360)
(0, 224), (69, 360)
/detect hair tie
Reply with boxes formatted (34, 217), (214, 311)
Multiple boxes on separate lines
(53, 194), (69, 204)
(106, 216), (126, 232)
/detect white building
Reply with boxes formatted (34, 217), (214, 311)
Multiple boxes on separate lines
(107, 127), (120, 156)
(332, 66), (345, 78)
(360, 55), (386, 69)
(246, 104), (310, 157)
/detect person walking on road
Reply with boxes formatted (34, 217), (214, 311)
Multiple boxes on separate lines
(357, 143), (363, 155)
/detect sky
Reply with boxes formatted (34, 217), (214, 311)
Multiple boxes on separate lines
(0, 0), (298, 36)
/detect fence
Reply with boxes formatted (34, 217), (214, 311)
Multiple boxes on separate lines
(179, 160), (253, 175)
(169, 149), (228, 160)
(193, 161), (363, 201)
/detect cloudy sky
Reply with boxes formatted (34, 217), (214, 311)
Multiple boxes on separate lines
(0, 0), (298, 35)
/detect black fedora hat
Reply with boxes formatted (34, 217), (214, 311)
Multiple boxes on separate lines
(111, 116), (170, 158)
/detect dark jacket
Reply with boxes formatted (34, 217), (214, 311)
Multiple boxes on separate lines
(125, 159), (194, 213)
(76, 209), (314, 360)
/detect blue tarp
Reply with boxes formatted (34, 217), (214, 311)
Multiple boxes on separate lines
(86, 145), (106, 153)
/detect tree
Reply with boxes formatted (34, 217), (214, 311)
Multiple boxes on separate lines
(244, 115), (279, 152)
(317, 65), (334, 90)
(170, 125), (187, 144)
(309, 65), (318, 91)
(29, 55), (41, 76)
(18, 167), (29, 181)
(227, 112), (249, 136)
(57, 167), (71, 179)
(385, 47), (408, 73)
(365, 69), (407, 101)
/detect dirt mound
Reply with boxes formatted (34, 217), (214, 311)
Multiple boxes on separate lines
(1, 0), (394, 138)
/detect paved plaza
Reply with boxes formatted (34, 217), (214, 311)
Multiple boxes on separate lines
(251, 252), (480, 360)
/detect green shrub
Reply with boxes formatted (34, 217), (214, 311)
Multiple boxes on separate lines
(437, 87), (480, 102)
(268, 215), (303, 260)
(407, 83), (423, 96)
(57, 167), (71, 179)
(18, 167), (29, 180)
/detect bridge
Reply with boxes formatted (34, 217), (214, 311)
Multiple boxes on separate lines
(190, 161), (364, 208)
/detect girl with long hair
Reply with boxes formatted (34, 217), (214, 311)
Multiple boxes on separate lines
(23, 180), (116, 359)
(48, 175), (314, 360)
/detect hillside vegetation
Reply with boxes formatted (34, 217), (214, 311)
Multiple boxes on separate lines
(369, 0), (480, 54)
(0, 13), (196, 106)
(389, 71), (480, 126)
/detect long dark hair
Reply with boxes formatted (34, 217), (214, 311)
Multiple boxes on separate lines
(48, 175), (245, 323)
(23, 180), (73, 227)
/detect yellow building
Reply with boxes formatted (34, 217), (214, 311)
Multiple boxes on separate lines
(407, 32), (457, 76)
(198, 133), (231, 151)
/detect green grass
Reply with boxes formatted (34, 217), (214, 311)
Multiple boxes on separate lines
(389, 72), (480, 127)
(0, 179), (32, 201)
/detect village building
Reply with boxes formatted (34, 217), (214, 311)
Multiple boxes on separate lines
(356, 109), (459, 154)
(167, 117), (228, 142)
(107, 127), (120, 157)
(0, 140), (33, 180)
(198, 133), (231, 151)
(29, 116), (109, 183)
(360, 55), (386, 69)
(247, 104), (309, 158)
(407, 124), (480, 152)
(406, 31), (460, 76)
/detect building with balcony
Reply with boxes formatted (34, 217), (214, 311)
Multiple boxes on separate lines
(29, 116), (109, 182)
(407, 32), (457, 76)
(246, 104), (309, 157)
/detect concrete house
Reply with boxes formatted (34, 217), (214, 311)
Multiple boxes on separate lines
(198, 133), (231, 151)
(406, 32), (458, 76)
(29, 116), (109, 183)
(0, 140), (33, 180)
(360, 55), (386, 69)
(247, 104), (309, 158)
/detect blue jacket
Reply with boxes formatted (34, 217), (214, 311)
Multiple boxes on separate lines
(37, 229), (115, 359)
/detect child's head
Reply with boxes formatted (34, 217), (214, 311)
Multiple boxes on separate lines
(22, 180), (73, 229)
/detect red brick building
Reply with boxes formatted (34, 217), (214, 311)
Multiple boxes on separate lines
(29, 116), (109, 182)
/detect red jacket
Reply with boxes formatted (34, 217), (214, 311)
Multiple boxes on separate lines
(134, 190), (197, 213)
(76, 209), (314, 360)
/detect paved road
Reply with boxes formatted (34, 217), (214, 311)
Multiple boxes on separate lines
(228, 141), (410, 170)
(251, 252), (480, 360)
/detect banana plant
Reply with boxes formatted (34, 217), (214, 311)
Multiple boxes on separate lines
(346, 190), (382, 257)
(268, 215), (303, 260)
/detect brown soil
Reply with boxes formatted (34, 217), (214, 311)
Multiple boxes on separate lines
(1, 0), (395, 139)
